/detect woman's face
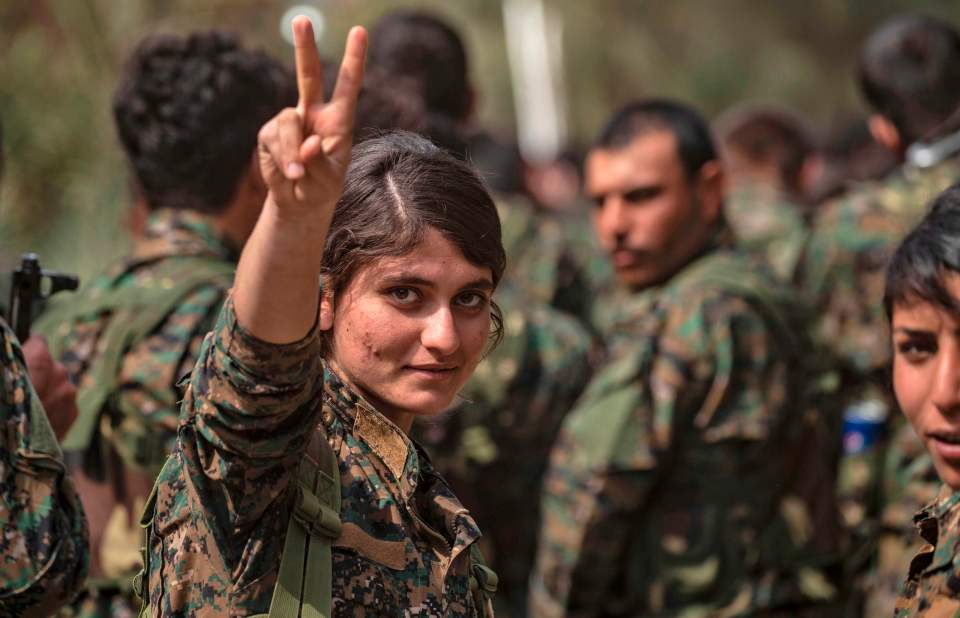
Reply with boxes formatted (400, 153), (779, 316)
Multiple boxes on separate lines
(893, 274), (960, 490)
(323, 227), (494, 431)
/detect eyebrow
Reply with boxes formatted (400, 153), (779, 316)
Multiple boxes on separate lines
(892, 327), (935, 336)
(380, 273), (494, 291)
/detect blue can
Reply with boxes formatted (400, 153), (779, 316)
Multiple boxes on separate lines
(842, 399), (888, 455)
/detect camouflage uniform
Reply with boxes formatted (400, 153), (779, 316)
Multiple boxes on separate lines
(725, 182), (808, 282)
(531, 229), (844, 617)
(798, 156), (960, 615)
(142, 299), (494, 616)
(495, 194), (615, 335)
(894, 485), (960, 616)
(414, 286), (595, 615)
(35, 207), (236, 617)
(0, 317), (88, 617)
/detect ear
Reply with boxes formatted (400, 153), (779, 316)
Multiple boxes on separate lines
(798, 153), (824, 200)
(695, 160), (725, 225)
(319, 276), (335, 332)
(868, 114), (901, 154)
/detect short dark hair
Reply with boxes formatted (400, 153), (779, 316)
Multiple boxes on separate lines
(859, 14), (960, 145)
(112, 30), (296, 214)
(885, 182), (960, 320)
(323, 132), (506, 351)
(593, 99), (718, 179)
(716, 105), (814, 194)
(369, 11), (470, 121)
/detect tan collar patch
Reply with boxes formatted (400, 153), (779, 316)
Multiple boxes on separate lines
(353, 402), (410, 480)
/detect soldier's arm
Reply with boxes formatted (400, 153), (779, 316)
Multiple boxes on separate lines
(531, 290), (781, 615)
(0, 318), (88, 618)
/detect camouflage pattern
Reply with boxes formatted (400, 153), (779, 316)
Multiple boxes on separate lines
(869, 420), (943, 617)
(413, 286), (596, 615)
(531, 230), (844, 617)
(895, 485), (960, 617)
(0, 317), (88, 617)
(143, 299), (493, 616)
(495, 193), (615, 334)
(798, 156), (960, 615)
(800, 158), (960, 375)
(35, 207), (237, 617)
(725, 182), (809, 281)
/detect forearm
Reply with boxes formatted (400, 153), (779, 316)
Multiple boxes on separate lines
(233, 196), (331, 344)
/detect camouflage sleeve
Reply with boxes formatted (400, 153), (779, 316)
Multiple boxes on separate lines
(114, 283), (227, 472)
(531, 290), (782, 616)
(0, 318), (88, 617)
(147, 297), (323, 615)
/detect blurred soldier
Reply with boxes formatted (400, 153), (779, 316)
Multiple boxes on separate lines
(368, 11), (598, 614)
(715, 104), (819, 280)
(34, 31), (295, 616)
(531, 99), (843, 617)
(797, 15), (960, 615)
(0, 111), (88, 616)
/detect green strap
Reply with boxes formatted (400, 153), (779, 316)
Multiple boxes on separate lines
(57, 259), (234, 459)
(261, 432), (342, 618)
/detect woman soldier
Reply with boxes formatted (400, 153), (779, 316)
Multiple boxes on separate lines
(139, 19), (503, 616)
(887, 183), (960, 615)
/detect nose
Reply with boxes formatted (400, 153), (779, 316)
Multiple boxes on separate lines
(421, 305), (461, 357)
(596, 195), (629, 243)
(932, 342), (960, 417)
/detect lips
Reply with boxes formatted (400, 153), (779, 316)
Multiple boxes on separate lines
(405, 365), (458, 381)
(928, 431), (960, 461)
(611, 249), (645, 269)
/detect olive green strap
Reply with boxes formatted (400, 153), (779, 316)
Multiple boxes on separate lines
(261, 433), (342, 618)
(469, 543), (498, 615)
(134, 478), (160, 618)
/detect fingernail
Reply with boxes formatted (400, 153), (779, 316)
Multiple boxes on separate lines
(286, 162), (304, 178)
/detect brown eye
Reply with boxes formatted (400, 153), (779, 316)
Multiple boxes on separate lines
(455, 291), (487, 310)
(388, 287), (420, 305)
(896, 336), (937, 363)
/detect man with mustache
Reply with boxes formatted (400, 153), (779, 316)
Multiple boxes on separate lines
(530, 99), (844, 617)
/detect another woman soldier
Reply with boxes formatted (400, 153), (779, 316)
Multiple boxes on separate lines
(888, 184), (960, 615)
(139, 19), (503, 617)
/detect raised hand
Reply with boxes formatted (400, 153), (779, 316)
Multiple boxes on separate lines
(235, 20), (366, 344)
(258, 18), (367, 221)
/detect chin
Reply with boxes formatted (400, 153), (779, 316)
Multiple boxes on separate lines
(934, 459), (960, 493)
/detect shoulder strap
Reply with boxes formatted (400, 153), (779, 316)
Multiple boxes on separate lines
(260, 429), (343, 618)
(57, 257), (233, 459)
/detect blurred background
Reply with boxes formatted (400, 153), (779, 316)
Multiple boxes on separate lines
(3, 0), (960, 279)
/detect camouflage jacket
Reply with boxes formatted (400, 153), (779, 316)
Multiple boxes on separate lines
(143, 299), (493, 617)
(895, 485), (960, 616)
(496, 193), (615, 335)
(799, 157), (960, 377)
(530, 234), (843, 617)
(414, 286), (595, 613)
(37, 207), (237, 477)
(725, 182), (808, 282)
(0, 317), (88, 617)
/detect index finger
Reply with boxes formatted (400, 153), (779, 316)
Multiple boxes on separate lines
(293, 16), (324, 113)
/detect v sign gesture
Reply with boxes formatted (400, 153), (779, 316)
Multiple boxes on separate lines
(235, 18), (367, 343)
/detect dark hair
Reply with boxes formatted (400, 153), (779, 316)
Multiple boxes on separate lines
(593, 99), (718, 179)
(369, 11), (470, 122)
(885, 182), (960, 320)
(859, 14), (960, 145)
(716, 105), (814, 194)
(112, 30), (296, 213)
(322, 132), (506, 350)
